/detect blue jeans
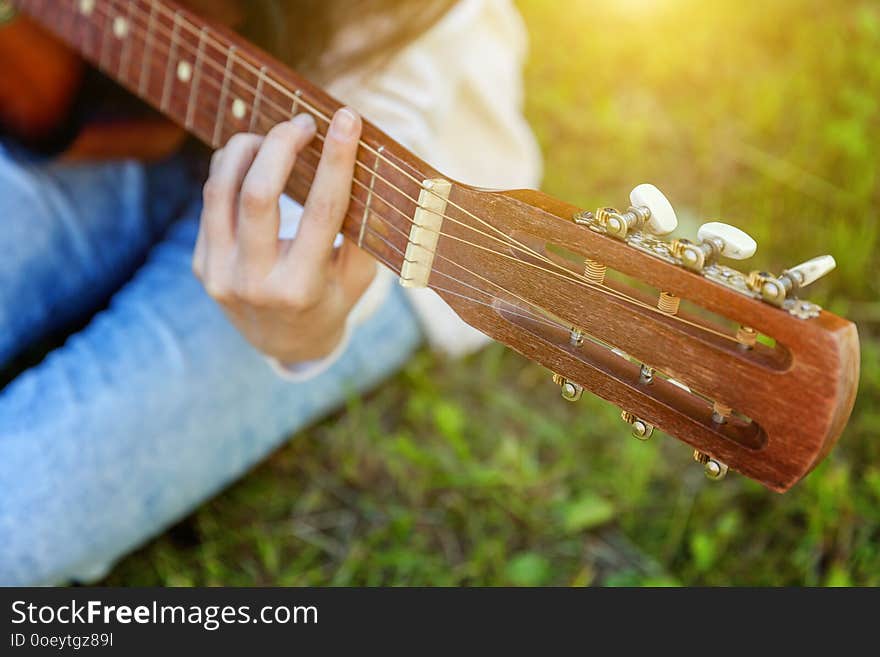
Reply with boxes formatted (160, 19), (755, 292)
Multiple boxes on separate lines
(0, 146), (423, 586)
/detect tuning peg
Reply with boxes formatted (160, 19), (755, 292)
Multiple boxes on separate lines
(748, 255), (836, 306)
(694, 450), (728, 480)
(783, 255), (836, 289)
(674, 221), (757, 271)
(630, 184), (678, 235)
(594, 184), (678, 239)
(621, 410), (654, 440)
(552, 373), (583, 401)
(697, 222), (757, 260)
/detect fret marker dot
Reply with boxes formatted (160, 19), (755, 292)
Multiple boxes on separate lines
(79, 0), (95, 14)
(112, 17), (128, 39)
(232, 98), (248, 120)
(177, 61), (193, 83)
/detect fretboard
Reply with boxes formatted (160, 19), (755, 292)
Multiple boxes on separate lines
(14, 0), (442, 278)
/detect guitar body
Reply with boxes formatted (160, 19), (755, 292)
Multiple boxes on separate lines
(0, 15), (83, 144)
(0, 14), (186, 159)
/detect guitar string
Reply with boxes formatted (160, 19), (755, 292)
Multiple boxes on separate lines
(70, 1), (575, 276)
(43, 0), (577, 333)
(361, 229), (574, 334)
(61, 0), (593, 285)
(368, 246), (580, 337)
(71, 0), (743, 331)
(366, 234), (693, 389)
(72, 0), (742, 345)
(368, 237), (711, 407)
(208, 97), (739, 345)
(42, 0), (741, 345)
(71, 0), (614, 287)
(248, 115), (741, 346)
(73, 0), (585, 274)
(62, 0), (776, 360)
(33, 8), (719, 415)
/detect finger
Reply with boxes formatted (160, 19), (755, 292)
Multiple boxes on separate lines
(335, 238), (377, 308)
(289, 108), (362, 272)
(196, 148), (224, 273)
(209, 146), (224, 176)
(201, 133), (263, 252)
(237, 114), (317, 269)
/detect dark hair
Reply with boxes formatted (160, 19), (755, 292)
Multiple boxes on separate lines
(240, 0), (457, 82)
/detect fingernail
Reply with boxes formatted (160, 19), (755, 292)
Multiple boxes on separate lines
(330, 108), (359, 140)
(291, 112), (316, 133)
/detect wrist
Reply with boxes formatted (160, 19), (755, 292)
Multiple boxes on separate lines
(265, 325), (347, 366)
(267, 325), (352, 383)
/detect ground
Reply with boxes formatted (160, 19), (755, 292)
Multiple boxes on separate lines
(104, 0), (880, 586)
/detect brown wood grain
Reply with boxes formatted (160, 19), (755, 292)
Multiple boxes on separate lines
(433, 187), (859, 492)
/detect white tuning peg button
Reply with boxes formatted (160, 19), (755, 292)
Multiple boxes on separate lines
(784, 255), (836, 288)
(630, 184), (678, 235)
(697, 221), (757, 260)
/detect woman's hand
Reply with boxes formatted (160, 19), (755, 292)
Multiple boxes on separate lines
(192, 108), (377, 365)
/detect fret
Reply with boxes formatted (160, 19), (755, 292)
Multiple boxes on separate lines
(182, 37), (226, 145)
(160, 10), (183, 114)
(168, 14), (218, 139)
(101, 0), (131, 77)
(136, 0), (175, 111)
(364, 149), (422, 241)
(212, 46), (236, 147)
(63, 0), (77, 40)
(345, 160), (412, 263)
(77, 0), (100, 62)
(15, 0), (429, 287)
(97, 0), (116, 72)
(358, 227), (405, 277)
(216, 52), (260, 143)
(249, 66), (268, 133)
(116, 0), (136, 82)
(252, 76), (298, 132)
(138, 0), (158, 96)
(359, 147), (384, 248)
(249, 73), (293, 133)
(186, 27), (209, 130)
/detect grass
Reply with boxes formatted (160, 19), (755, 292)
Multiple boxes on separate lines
(104, 0), (879, 586)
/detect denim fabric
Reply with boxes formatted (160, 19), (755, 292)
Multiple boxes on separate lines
(0, 147), (423, 585)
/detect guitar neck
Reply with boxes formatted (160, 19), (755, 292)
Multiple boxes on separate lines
(7, 1), (863, 492)
(14, 0), (442, 279)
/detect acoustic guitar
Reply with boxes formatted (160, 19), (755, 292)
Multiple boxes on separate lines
(4, 0), (860, 492)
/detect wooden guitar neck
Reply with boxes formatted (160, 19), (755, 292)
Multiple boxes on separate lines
(14, 0), (440, 280)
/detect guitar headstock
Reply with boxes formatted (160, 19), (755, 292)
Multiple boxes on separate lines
(427, 181), (859, 492)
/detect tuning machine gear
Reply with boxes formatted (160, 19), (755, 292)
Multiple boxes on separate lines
(746, 255), (836, 307)
(552, 373), (583, 401)
(620, 410), (654, 440)
(671, 221), (758, 272)
(693, 450), (729, 480)
(573, 186), (836, 319)
(582, 184), (679, 240)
